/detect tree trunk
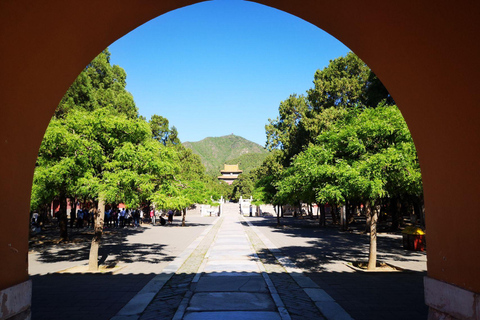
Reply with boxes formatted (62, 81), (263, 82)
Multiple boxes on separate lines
(276, 205), (281, 226)
(340, 202), (347, 231)
(88, 194), (105, 271)
(320, 204), (326, 226)
(366, 201), (378, 270)
(59, 192), (69, 241)
(331, 204), (338, 224)
(364, 203), (371, 233)
(182, 208), (186, 226)
(390, 197), (401, 231)
(70, 198), (76, 228)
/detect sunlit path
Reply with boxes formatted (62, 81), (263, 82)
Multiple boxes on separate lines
(115, 203), (345, 320)
(179, 203), (288, 320)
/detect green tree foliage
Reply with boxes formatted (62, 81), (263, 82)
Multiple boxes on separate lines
(256, 52), (422, 270)
(32, 47), (234, 268)
(56, 49), (138, 119)
(265, 52), (395, 166)
(231, 172), (256, 202)
(31, 48), (221, 239)
(307, 52), (394, 111)
(149, 114), (181, 146)
(253, 150), (285, 205)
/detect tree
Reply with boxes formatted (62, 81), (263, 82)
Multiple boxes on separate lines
(312, 105), (421, 269)
(32, 115), (104, 240)
(307, 52), (393, 112)
(32, 48), (215, 270)
(265, 94), (308, 164)
(260, 52), (420, 270)
(56, 49), (138, 119)
(149, 114), (171, 145)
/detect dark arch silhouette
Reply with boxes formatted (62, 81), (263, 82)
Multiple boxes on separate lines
(1, 1), (479, 319)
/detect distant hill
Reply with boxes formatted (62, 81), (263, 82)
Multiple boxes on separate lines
(183, 134), (268, 176)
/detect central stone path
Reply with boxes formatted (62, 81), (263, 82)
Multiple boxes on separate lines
(177, 204), (288, 320)
(130, 203), (330, 320)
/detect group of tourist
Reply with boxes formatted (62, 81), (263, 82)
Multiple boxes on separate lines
(70, 207), (175, 228)
(149, 209), (174, 226)
(104, 208), (142, 228)
(72, 207), (141, 229)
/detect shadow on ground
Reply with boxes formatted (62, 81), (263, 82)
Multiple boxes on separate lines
(249, 216), (428, 320)
(31, 272), (157, 320)
(30, 216), (427, 320)
(29, 222), (211, 265)
(32, 269), (427, 320)
(250, 216), (426, 272)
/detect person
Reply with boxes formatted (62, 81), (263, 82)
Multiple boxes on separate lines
(83, 209), (89, 228)
(104, 209), (111, 228)
(150, 209), (155, 225)
(76, 209), (84, 228)
(124, 209), (131, 227)
(133, 210), (140, 227)
(31, 211), (41, 233)
(112, 209), (118, 228)
(89, 208), (95, 228)
(119, 208), (126, 228)
(32, 211), (39, 225)
(167, 209), (174, 225)
(70, 205), (77, 228)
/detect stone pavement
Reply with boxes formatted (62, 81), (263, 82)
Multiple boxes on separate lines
(121, 203), (337, 320)
(29, 214), (218, 320)
(244, 216), (428, 320)
(30, 204), (427, 320)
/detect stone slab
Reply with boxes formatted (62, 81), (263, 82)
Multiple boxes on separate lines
(187, 292), (276, 311)
(111, 315), (139, 320)
(203, 260), (259, 273)
(207, 254), (255, 261)
(196, 275), (268, 292)
(214, 239), (250, 245)
(209, 248), (254, 256)
(117, 292), (156, 316)
(315, 301), (354, 320)
(215, 234), (247, 239)
(211, 244), (252, 251)
(290, 273), (319, 288)
(203, 271), (262, 277)
(184, 311), (281, 320)
(304, 288), (335, 302)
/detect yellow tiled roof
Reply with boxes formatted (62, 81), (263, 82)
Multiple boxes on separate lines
(221, 164), (243, 174)
(223, 164), (240, 171)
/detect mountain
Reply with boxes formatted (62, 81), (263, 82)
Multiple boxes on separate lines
(183, 134), (269, 176)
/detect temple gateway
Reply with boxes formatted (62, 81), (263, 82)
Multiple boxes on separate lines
(218, 164), (242, 185)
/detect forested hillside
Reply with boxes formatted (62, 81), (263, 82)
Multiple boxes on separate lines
(183, 134), (268, 175)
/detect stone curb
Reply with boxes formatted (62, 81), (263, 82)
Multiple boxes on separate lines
(242, 217), (354, 320)
(111, 217), (221, 320)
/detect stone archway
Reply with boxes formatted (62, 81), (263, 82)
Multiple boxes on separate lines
(1, 1), (479, 319)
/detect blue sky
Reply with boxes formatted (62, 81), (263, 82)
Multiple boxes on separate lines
(109, 0), (350, 146)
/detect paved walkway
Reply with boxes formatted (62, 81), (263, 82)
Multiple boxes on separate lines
(114, 204), (339, 320)
(30, 204), (427, 320)
(30, 214), (218, 320)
